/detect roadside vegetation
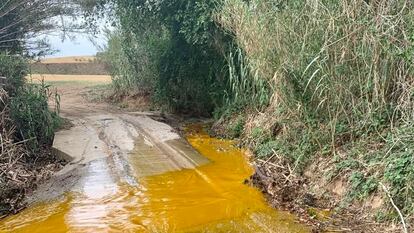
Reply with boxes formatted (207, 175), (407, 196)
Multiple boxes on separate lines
(218, 2), (414, 229)
(218, 0), (414, 223)
(0, 0), (80, 216)
(89, 0), (231, 115)
(84, 0), (414, 230)
(0, 54), (63, 216)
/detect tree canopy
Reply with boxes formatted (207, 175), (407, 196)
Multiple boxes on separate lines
(0, 0), (83, 55)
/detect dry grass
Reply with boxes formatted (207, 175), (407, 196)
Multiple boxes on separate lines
(37, 56), (96, 64)
(27, 74), (112, 85)
(215, 0), (414, 229)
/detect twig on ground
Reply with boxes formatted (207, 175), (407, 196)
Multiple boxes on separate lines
(380, 182), (408, 233)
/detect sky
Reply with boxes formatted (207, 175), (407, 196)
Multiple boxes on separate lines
(44, 33), (106, 58)
(40, 17), (109, 58)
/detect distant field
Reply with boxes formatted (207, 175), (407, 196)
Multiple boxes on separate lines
(28, 74), (112, 85)
(30, 56), (109, 75)
(38, 56), (96, 64)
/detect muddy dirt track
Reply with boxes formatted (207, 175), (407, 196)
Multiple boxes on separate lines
(52, 81), (210, 176)
(0, 77), (310, 233)
(31, 77), (210, 200)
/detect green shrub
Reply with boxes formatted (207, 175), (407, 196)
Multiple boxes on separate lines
(330, 123), (414, 216)
(348, 172), (378, 200)
(255, 140), (278, 159)
(227, 115), (245, 138)
(155, 39), (227, 115)
(10, 81), (61, 151)
(382, 124), (414, 214)
(95, 0), (232, 116)
(0, 53), (27, 96)
(0, 53), (60, 150)
(99, 29), (167, 96)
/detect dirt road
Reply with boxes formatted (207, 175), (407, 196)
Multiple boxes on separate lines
(36, 76), (210, 199)
(0, 76), (310, 232)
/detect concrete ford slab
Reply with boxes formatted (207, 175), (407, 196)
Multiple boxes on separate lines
(52, 113), (210, 177)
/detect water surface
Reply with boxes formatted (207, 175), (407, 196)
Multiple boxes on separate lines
(0, 125), (309, 232)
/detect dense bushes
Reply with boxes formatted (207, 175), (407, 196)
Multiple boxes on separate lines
(0, 53), (61, 215)
(0, 0), (74, 216)
(0, 53), (60, 151)
(10, 82), (61, 149)
(97, 0), (231, 115)
(155, 36), (228, 114)
(0, 54), (28, 96)
(0, 60), (61, 215)
(0, 0), (67, 150)
(99, 26), (167, 96)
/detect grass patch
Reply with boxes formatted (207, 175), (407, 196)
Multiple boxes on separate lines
(81, 84), (113, 102)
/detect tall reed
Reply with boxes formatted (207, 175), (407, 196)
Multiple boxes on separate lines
(216, 0), (414, 216)
(217, 0), (414, 143)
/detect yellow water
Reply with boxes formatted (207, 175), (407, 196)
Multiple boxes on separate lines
(0, 125), (309, 233)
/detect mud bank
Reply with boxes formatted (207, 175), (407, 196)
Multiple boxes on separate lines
(249, 156), (403, 232)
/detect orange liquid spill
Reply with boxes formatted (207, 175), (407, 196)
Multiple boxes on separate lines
(0, 125), (309, 233)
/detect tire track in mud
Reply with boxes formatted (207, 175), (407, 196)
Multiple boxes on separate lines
(96, 115), (141, 186)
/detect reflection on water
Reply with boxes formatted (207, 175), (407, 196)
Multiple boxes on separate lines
(0, 125), (309, 233)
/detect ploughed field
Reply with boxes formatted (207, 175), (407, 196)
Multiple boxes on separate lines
(30, 56), (109, 75)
